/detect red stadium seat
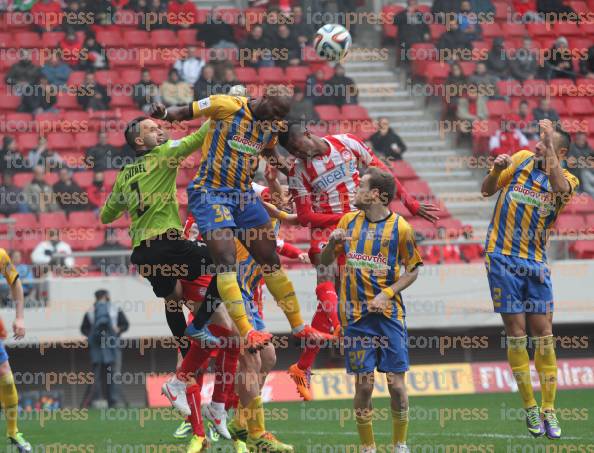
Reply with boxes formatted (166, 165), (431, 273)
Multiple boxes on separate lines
(341, 105), (370, 121)
(585, 117), (594, 136)
(43, 31), (65, 48)
(104, 170), (118, 188)
(481, 23), (503, 39)
(548, 97), (567, 116)
(67, 71), (86, 85)
(382, 24), (397, 39)
(563, 193), (594, 214)
(424, 62), (450, 85)
(40, 212), (68, 229)
(111, 214), (131, 229)
(96, 29), (123, 47)
(12, 213), (37, 229)
(568, 0), (588, 12)
(178, 29), (199, 46)
(501, 23), (525, 37)
(429, 24), (446, 41)
(0, 95), (20, 110)
(315, 105), (341, 121)
(55, 94), (80, 110)
(566, 98), (594, 117)
(390, 161), (417, 180)
(62, 111), (90, 123)
(47, 133), (73, 150)
(151, 30), (177, 48)
(18, 133), (39, 150)
(120, 69), (141, 85)
(487, 99), (510, 118)
(570, 240), (594, 259)
(580, 21), (594, 36)
(111, 96), (135, 108)
(459, 62), (476, 77)
(13, 174), (33, 188)
(234, 67), (259, 84)
(408, 218), (437, 239)
(496, 79), (522, 98)
(0, 33), (11, 48)
(554, 21), (583, 36)
(554, 214), (586, 235)
(123, 30), (149, 48)
(549, 78), (575, 96)
(107, 131), (126, 147)
(403, 180), (433, 198)
(258, 67), (285, 84)
(6, 113), (33, 124)
(522, 79), (548, 97)
(436, 218), (464, 237)
(68, 211), (98, 228)
(73, 171), (94, 188)
(494, 2), (509, 21)
(45, 172), (58, 186)
(15, 32), (42, 48)
(95, 70), (118, 86)
(285, 66), (310, 84)
(526, 23), (550, 37)
(76, 132), (98, 150)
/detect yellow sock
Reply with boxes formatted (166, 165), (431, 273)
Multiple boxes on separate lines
(245, 396), (265, 440)
(534, 335), (557, 412)
(234, 402), (247, 428)
(507, 336), (537, 409)
(217, 272), (253, 336)
(263, 269), (304, 329)
(0, 373), (18, 436)
(392, 409), (409, 445)
(355, 411), (375, 448)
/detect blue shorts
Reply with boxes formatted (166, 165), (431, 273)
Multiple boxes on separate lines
(187, 187), (270, 234)
(486, 253), (553, 314)
(343, 314), (408, 374)
(0, 341), (8, 364)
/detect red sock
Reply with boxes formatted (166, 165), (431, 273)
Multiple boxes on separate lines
(297, 282), (337, 371)
(177, 341), (212, 381)
(186, 384), (205, 436)
(211, 326), (240, 404)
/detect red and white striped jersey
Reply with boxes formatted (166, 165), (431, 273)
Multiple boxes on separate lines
(288, 134), (380, 214)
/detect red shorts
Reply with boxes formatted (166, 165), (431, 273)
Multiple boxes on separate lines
(181, 275), (213, 303)
(309, 226), (345, 266)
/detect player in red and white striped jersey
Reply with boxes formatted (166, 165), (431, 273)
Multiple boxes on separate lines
(279, 123), (439, 401)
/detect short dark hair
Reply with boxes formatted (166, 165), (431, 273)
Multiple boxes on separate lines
(124, 116), (148, 149)
(278, 121), (303, 148)
(365, 167), (395, 206)
(95, 289), (109, 301)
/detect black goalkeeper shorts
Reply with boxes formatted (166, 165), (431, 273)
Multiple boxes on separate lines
(130, 229), (214, 298)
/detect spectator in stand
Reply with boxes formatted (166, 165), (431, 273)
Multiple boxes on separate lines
(41, 54), (72, 87)
(436, 19), (473, 57)
(459, 226), (484, 262)
(24, 165), (59, 213)
(489, 117), (529, 156)
(509, 100), (538, 140)
(291, 5), (314, 45)
(444, 62), (468, 110)
(118, 145), (136, 169)
(369, 117), (407, 161)
(5, 50), (40, 92)
(81, 0), (113, 25)
(470, 0), (495, 14)
(532, 98), (560, 122)
(19, 76), (57, 114)
(85, 132), (121, 172)
(79, 34), (108, 71)
(87, 171), (109, 210)
(323, 64), (358, 107)
(219, 67), (240, 94)
(262, 6), (282, 42)
(275, 24), (302, 68)
(132, 69), (162, 113)
(167, 0), (198, 29)
(59, 29), (84, 68)
(306, 68), (328, 105)
(160, 68), (193, 107)
(395, 0), (430, 62)
(0, 174), (28, 215)
(0, 137), (27, 175)
(193, 64), (217, 99)
(31, 228), (74, 269)
(92, 228), (130, 275)
(286, 87), (318, 122)
(469, 61), (499, 98)
(567, 132), (593, 184)
(241, 25), (273, 68)
(536, 0), (574, 14)
(486, 37), (510, 79)
(513, 0), (538, 20)
(63, 1), (90, 32)
(456, 92), (488, 134)
(11, 0), (36, 11)
(78, 72), (110, 111)
(28, 137), (64, 172)
(53, 167), (89, 213)
(197, 8), (236, 47)
(142, 0), (168, 29)
(458, 0), (483, 42)
(173, 46), (204, 86)
(510, 36), (539, 82)
(30, 0), (62, 32)
(542, 37), (575, 80)
(580, 45), (594, 78)
(432, 0), (460, 23)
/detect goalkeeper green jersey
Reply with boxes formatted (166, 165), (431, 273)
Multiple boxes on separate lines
(100, 121), (210, 248)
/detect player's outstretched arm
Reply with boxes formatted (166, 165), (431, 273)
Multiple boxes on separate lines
(481, 154), (512, 197)
(168, 119), (211, 161)
(149, 102), (193, 122)
(541, 119), (572, 194)
(100, 176), (125, 224)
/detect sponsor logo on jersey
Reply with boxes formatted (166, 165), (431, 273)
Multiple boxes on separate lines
(312, 161), (358, 191)
(229, 135), (263, 155)
(346, 251), (389, 273)
(197, 97), (211, 110)
(509, 185), (555, 215)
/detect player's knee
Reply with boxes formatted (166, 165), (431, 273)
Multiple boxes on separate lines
(354, 378), (374, 400)
(260, 346), (276, 372)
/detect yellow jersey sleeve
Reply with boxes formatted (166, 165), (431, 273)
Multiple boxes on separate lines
(494, 150), (533, 190)
(397, 218), (423, 273)
(563, 169), (579, 193)
(0, 249), (18, 285)
(191, 95), (242, 120)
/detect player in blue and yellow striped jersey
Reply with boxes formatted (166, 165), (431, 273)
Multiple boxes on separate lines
(149, 93), (332, 355)
(482, 119), (579, 440)
(321, 167), (422, 453)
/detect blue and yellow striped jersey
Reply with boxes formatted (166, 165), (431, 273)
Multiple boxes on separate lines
(190, 95), (277, 191)
(335, 210), (423, 326)
(485, 150), (579, 263)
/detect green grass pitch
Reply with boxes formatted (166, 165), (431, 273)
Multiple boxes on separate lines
(14, 389), (594, 452)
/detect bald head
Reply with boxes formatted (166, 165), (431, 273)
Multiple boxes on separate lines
(251, 87), (292, 121)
